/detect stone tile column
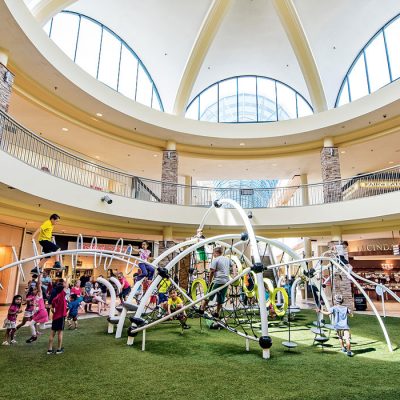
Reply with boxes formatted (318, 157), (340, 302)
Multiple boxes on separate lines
(161, 141), (178, 204)
(0, 49), (14, 113)
(331, 226), (353, 311)
(320, 137), (342, 203)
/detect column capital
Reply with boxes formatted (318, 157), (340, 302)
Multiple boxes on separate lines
(331, 226), (342, 241)
(165, 140), (177, 151)
(323, 137), (334, 147)
(0, 48), (9, 66)
(163, 226), (173, 241)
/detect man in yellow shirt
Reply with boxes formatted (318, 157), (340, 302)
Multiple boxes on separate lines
(32, 214), (63, 273)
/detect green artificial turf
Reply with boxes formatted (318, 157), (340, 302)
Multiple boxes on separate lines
(0, 310), (399, 400)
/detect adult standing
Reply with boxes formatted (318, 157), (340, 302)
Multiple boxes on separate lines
(200, 247), (233, 318)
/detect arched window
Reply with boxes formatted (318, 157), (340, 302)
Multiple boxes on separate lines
(44, 11), (163, 111)
(336, 14), (400, 107)
(185, 76), (313, 123)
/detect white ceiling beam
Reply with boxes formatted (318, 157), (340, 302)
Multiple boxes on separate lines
(173, 0), (233, 116)
(30, 0), (77, 25)
(272, 0), (327, 112)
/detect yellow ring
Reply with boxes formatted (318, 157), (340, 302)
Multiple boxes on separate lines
(242, 271), (257, 298)
(270, 287), (289, 317)
(263, 278), (274, 307)
(190, 278), (208, 300)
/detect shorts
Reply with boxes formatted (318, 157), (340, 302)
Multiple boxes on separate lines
(337, 329), (350, 340)
(120, 286), (131, 298)
(208, 283), (228, 304)
(158, 293), (168, 304)
(24, 311), (34, 319)
(3, 319), (16, 329)
(196, 249), (207, 262)
(39, 240), (59, 258)
(52, 317), (65, 331)
(67, 313), (78, 322)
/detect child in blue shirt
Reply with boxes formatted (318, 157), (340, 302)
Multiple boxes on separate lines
(67, 294), (83, 330)
(318, 294), (353, 357)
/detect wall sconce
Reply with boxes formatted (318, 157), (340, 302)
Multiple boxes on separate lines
(101, 195), (113, 204)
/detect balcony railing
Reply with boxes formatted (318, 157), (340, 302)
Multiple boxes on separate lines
(0, 109), (399, 208)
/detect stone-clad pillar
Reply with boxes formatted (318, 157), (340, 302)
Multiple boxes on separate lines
(161, 141), (178, 204)
(0, 49), (14, 113)
(320, 137), (342, 203)
(331, 226), (353, 311)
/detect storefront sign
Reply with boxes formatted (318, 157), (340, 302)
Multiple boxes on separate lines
(349, 239), (399, 256)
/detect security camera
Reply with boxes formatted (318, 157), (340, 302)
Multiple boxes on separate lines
(101, 195), (113, 204)
(247, 211), (253, 219)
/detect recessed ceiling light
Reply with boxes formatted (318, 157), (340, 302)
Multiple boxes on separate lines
(61, 127), (69, 132)
(95, 155), (100, 159)
(96, 113), (103, 117)
(388, 161), (394, 164)
(340, 150), (346, 154)
(217, 164), (222, 168)
(272, 163), (278, 167)
(91, 117), (99, 121)
(153, 154), (158, 157)
(239, 142), (245, 146)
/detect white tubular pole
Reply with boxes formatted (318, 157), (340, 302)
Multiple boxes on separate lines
(96, 277), (116, 319)
(109, 277), (122, 294)
(290, 277), (302, 307)
(382, 294), (386, 318)
(142, 330), (146, 351)
(215, 199), (270, 359)
(246, 338), (250, 352)
(115, 279), (143, 339)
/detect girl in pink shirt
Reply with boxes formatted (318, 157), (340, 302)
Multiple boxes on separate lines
(71, 280), (82, 297)
(117, 272), (131, 304)
(2, 295), (22, 345)
(27, 274), (49, 343)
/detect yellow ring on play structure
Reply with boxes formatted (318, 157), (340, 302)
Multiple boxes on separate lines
(229, 255), (243, 287)
(270, 287), (289, 316)
(190, 278), (208, 300)
(242, 271), (258, 298)
(263, 278), (274, 307)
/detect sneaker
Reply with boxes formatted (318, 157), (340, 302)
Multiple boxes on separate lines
(341, 347), (347, 353)
(52, 262), (64, 270)
(10, 339), (17, 344)
(26, 336), (37, 344)
(2, 341), (10, 346)
(46, 349), (54, 355)
(212, 312), (220, 319)
(183, 324), (191, 330)
(347, 351), (354, 357)
(56, 348), (64, 354)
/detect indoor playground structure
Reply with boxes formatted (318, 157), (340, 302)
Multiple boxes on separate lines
(0, 199), (398, 359)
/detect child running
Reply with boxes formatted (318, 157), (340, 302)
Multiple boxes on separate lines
(2, 295), (22, 345)
(67, 294), (84, 330)
(26, 274), (49, 343)
(318, 294), (353, 357)
(47, 281), (67, 354)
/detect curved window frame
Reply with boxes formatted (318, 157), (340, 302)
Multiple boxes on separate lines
(45, 10), (164, 111)
(335, 13), (400, 107)
(185, 75), (313, 123)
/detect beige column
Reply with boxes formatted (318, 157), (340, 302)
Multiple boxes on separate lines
(184, 175), (192, 206)
(303, 237), (312, 299)
(300, 173), (309, 206)
(330, 226), (353, 311)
